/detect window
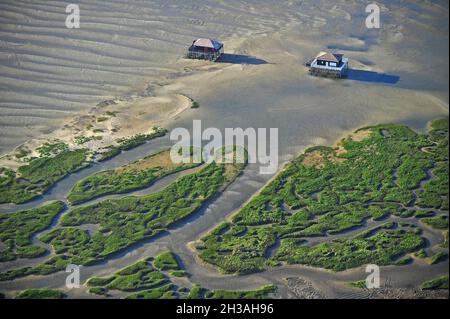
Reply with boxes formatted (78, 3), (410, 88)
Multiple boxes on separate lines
(329, 62), (337, 67)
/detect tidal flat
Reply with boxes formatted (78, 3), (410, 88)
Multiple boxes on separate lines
(0, 119), (447, 299)
(0, 0), (449, 299)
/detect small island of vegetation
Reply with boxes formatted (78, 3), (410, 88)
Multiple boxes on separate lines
(87, 251), (276, 299)
(67, 149), (200, 204)
(15, 289), (66, 299)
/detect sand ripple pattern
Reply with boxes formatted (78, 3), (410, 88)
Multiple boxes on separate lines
(0, 0), (448, 155)
(0, 0), (306, 154)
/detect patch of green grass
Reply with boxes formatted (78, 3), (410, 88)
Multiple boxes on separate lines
(68, 150), (199, 204)
(0, 145), (89, 204)
(199, 226), (276, 274)
(191, 100), (200, 109)
(207, 284), (276, 299)
(414, 249), (428, 258)
(87, 258), (168, 291)
(183, 95), (199, 109)
(0, 158), (245, 281)
(15, 289), (66, 299)
(274, 224), (423, 271)
(98, 127), (167, 162)
(429, 252), (448, 265)
(98, 148), (121, 162)
(421, 275), (449, 290)
(347, 280), (367, 289)
(421, 215), (449, 230)
(74, 136), (95, 145)
(126, 279), (275, 299)
(170, 270), (188, 277)
(198, 120), (448, 274)
(415, 211), (435, 218)
(185, 284), (205, 299)
(36, 141), (68, 157)
(88, 250), (277, 299)
(96, 117), (109, 123)
(126, 284), (175, 299)
(86, 254), (274, 299)
(394, 256), (413, 266)
(15, 148), (30, 160)
(89, 287), (109, 296)
(154, 251), (181, 271)
(0, 201), (65, 261)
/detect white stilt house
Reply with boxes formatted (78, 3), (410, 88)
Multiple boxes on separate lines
(309, 52), (349, 78)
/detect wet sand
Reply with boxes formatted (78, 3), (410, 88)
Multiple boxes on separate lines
(0, 0), (449, 298)
(0, 0), (448, 157)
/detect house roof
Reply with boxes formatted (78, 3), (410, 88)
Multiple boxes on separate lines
(317, 52), (343, 62)
(193, 38), (223, 50)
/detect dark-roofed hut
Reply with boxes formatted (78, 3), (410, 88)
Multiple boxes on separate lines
(187, 38), (224, 61)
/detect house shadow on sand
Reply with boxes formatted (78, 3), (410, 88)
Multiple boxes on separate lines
(216, 53), (268, 65)
(347, 69), (400, 84)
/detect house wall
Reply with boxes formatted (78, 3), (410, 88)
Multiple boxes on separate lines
(317, 59), (341, 67)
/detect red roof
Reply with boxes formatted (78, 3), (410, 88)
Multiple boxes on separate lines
(193, 38), (223, 50)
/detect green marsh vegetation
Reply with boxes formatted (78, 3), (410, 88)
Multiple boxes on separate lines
(0, 201), (65, 262)
(0, 142), (89, 204)
(87, 253), (275, 299)
(274, 223), (423, 271)
(98, 127), (168, 162)
(347, 280), (367, 289)
(0, 127), (168, 205)
(67, 149), (200, 205)
(170, 270), (188, 277)
(204, 285), (276, 299)
(414, 249), (427, 258)
(181, 94), (199, 109)
(421, 275), (449, 290)
(15, 289), (66, 299)
(421, 215), (449, 230)
(429, 251), (448, 265)
(197, 119), (449, 274)
(0, 151), (246, 281)
(443, 231), (449, 248)
(153, 251), (181, 271)
(74, 136), (95, 145)
(87, 257), (167, 293)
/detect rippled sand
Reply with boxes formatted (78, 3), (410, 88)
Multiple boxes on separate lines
(0, 0), (309, 154)
(0, 0), (448, 156)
